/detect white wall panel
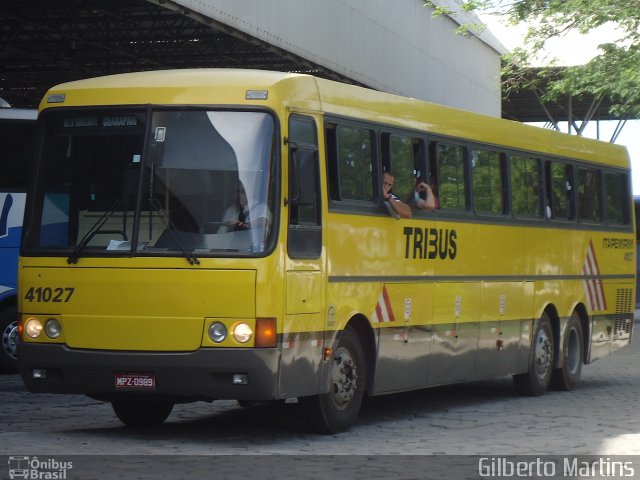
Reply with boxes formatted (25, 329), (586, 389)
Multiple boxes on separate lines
(173, 0), (504, 116)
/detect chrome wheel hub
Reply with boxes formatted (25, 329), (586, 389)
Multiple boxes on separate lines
(331, 346), (357, 408)
(2, 321), (18, 360)
(534, 328), (552, 377)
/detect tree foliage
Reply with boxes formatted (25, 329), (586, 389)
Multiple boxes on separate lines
(425, 0), (640, 117)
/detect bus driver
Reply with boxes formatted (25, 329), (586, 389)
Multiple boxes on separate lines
(218, 182), (271, 236)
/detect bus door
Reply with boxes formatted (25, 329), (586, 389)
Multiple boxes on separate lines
(280, 114), (325, 398)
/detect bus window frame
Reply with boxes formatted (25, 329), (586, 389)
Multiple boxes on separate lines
(22, 105), (283, 259)
(325, 117), (380, 215)
(508, 153), (544, 221)
(470, 147), (508, 218)
(380, 128), (427, 208)
(576, 165), (604, 226)
(602, 167), (631, 227)
(322, 114), (633, 235)
(433, 140), (471, 214)
(544, 158), (576, 224)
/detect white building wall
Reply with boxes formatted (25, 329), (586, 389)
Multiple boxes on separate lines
(172, 0), (505, 116)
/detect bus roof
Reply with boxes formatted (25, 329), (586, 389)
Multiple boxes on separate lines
(40, 68), (629, 169)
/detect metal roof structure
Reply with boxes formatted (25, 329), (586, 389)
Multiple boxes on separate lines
(501, 67), (631, 121)
(1, 0), (505, 116)
(501, 67), (635, 141)
(0, 0), (363, 109)
(1, 0), (630, 127)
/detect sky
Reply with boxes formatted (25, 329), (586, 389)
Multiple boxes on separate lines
(479, 14), (640, 194)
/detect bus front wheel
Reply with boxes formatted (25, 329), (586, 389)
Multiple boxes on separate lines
(551, 312), (584, 390)
(111, 400), (173, 427)
(513, 313), (555, 396)
(302, 326), (366, 434)
(0, 306), (19, 373)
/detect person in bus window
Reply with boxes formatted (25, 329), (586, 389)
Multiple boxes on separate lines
(413, 178), (438, 211)
(218, 183), (271, 234)
(382, 171), (412, 219)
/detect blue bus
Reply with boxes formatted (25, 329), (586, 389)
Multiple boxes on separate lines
(0, 107), (37, 372)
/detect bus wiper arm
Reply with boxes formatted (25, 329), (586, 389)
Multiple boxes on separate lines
(67, 198), (122, 264)
(149, 198), (200, 265)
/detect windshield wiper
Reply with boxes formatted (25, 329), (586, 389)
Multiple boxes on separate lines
(149, 198), (200, 265)
(67, 199), (124, 264)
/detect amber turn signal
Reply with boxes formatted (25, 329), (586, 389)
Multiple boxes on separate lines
(254, 317), (277, 347)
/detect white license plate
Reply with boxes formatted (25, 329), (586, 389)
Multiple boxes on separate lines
(114, 373), (156, 390)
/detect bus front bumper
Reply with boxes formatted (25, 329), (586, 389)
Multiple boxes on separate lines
(18, 343), (280, 402)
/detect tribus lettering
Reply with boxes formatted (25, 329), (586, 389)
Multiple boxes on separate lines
(403, 226), (457, 260)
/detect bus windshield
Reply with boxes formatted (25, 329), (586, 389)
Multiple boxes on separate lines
(25, 109), (277, 258)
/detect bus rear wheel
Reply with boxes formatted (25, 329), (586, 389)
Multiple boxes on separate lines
(302, 326), (366, 434)
(111, 399), (174, 427)
(0, 306), (19, 373)
(513, 313), (554, 396)
(551, 312), (584, 390)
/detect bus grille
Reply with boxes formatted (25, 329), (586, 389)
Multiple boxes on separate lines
(614, 288), (633, 336)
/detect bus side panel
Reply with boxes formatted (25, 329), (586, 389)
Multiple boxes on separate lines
(590, 313), (612, 361)
(372, 282), (434, 393)
(516, 282), (536, 373)
(279, 270), (325, 397)
(427, 282), (480, 386)
(278, 313), (325, 398)
(476, 281), (524, 378)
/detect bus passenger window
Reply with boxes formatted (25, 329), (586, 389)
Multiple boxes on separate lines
(335, 125), (374, 202)
(471, 149), (505, 215)
(436, 143), (467, 210)
(511, 155), (542, 218)
(604, 172), (630, 225)
(547, 162), (574, 220)
(382, 133), (415, 204)
(577, 167), (602, 223)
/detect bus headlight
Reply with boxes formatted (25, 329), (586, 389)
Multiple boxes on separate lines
(44, 318), (62, 339)
(208, 322), (227, 343)
(233, 323), (253, 343)
(24, 317), (43, 338)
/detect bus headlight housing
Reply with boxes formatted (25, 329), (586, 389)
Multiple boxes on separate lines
(44, 318), (62, 339)
(208, 322), (227, 343)
(24, 317), (43, 338)
(233, 322), (253, 343)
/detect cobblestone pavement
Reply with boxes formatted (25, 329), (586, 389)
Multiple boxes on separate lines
(1, 337), (638, 460)
(0, 336), (640, 455)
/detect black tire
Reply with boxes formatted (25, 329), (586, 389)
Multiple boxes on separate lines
(302, 326), (366, 434)
(111, 400), (173, 427)
(514, 313), (555, 396)
(0, 306), (19, 373)
(551, 312), (584, 390)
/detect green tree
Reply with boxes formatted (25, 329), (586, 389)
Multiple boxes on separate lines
(425, 0), (640, 117)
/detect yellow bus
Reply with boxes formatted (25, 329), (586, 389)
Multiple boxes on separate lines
(18, 69), (635, 433)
